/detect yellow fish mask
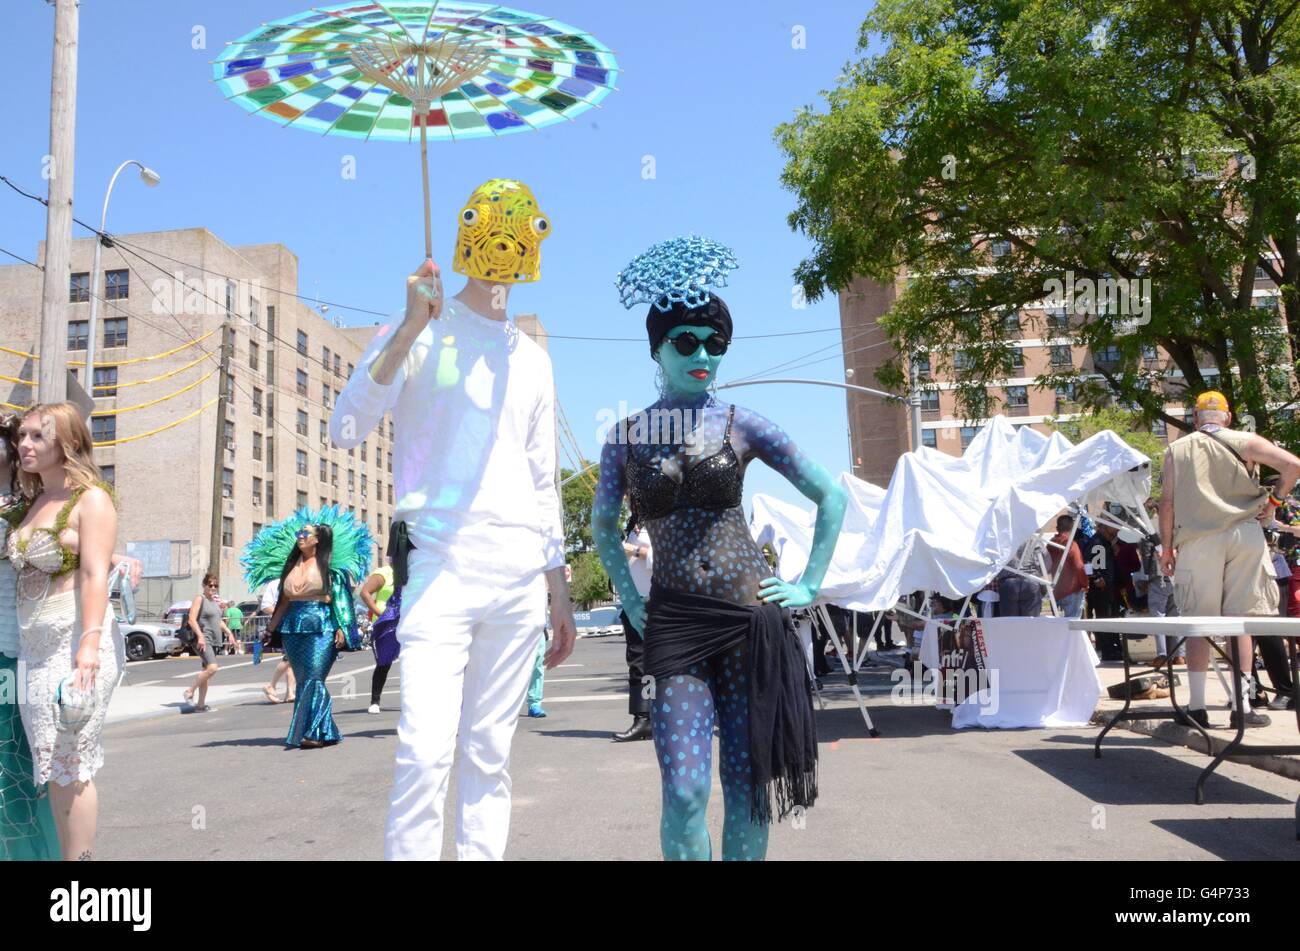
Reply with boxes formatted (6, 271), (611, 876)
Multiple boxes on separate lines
(452, 179), (551, 283)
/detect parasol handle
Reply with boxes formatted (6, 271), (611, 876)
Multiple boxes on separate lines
(416, 97), (433, 261)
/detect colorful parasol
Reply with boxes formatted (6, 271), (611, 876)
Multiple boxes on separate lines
(214, 1), (619, 256)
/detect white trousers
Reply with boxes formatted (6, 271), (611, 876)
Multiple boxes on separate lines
(384, 553), (547, 861)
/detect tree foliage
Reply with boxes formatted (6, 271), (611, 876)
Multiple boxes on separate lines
(776, 0), (1300, 446)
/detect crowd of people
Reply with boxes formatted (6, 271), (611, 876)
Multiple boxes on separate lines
(4, 177), (1299, 865)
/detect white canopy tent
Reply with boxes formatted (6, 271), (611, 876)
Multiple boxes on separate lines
(750, 416), (1154, 732)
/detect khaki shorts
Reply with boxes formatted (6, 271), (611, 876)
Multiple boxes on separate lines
(1174, 520), (1279, 617)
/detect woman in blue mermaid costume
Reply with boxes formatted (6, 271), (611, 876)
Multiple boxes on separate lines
(0, 413), (60, 859)
(243, 508), (370, 749)
(593, 237), (848, 860)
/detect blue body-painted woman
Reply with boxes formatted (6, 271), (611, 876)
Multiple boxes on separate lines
(593, 238), (847, 861)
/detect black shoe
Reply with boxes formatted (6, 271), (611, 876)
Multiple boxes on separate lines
(1175, 708), (1212, 729)
(1229, 709), (1271, 729)
(613, 716), (653, 742)
(1249, 689), (1271, 709)
(1268, 693), (1295, 711)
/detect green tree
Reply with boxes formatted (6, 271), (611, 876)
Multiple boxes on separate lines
(776, 0), (1300, 446)
(1047, 405), (1166, 492)
(560, 466), (596, 554)
(569, 550), (611, 609)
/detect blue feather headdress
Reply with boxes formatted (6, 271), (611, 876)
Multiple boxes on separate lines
(241, 505), (373, 591)
(615, 235), (739, 312)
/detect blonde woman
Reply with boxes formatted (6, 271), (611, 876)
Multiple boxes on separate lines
(8, 402), (123, 860)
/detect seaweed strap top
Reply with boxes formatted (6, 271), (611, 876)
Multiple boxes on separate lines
(6, 486), (90, 578)
(626, 403), (744, 520)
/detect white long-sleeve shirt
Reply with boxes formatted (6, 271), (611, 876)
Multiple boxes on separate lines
(330, 299), (565, 581)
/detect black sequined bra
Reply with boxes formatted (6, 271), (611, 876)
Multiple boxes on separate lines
(626, 404), (743, 521)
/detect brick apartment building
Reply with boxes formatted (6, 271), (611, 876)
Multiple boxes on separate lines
(839, 267), (1286, 487)
(0, 228), (404, 615)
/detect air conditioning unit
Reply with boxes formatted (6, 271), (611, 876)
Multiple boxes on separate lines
(252, 496), (262, 507)
(225, 439), (235, 451)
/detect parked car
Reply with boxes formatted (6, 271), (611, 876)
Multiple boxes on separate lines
(121, 622), (184, 662)
(573, 605), (623, 637)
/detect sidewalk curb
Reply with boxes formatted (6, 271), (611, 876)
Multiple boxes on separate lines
(1092, 711), (1300, 782)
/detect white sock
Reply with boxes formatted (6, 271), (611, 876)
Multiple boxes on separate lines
(1235, 675), (1252, 712)
(1189, 671), (1207, 711)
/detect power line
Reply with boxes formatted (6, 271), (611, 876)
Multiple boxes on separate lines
(3, 174), (844, 345)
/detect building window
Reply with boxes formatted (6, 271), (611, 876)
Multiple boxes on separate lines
(296, 490), (308, 509)
(319, 420), (328, 444)
(249, 340), (260, 371)
(1050, 345), (1072, 367)
(386, 451), (393, 473)
(348, 469), (355, 491)
(319, 457), (327, 481)
(362, 508), (368, 527)
(296, 450), (308, 477)
(388, 419), (394, 440)
(960, 426), (979, 449)
(93, 366), (117, 397)
(920, 390), (940, 412)
(954, 350), (974, 371)
(361, 475), (367, 498)
(252, 387), (263, 417)
(296, 369), (308, 396)
(222, 467), (234, 499)
(104, 269), (129, 300)
(387, 483), (393, 504)
(250, 299), (260, 328)
(67, 320), (89, 351)
(322, 382), (331, 409)
(990, 239), (1012, 259)
(69, 272), (90, 303)
(1001, 311), (1019, 335)
(1009, 346), (1024, 370)
(253, 521), (263, 536)
(1007, 385), (1029, 408)
(913, 352), (931, 379)
(266, 305), (276, 342)
(266, 436), (274, 471)
(267, 481), (275, 515)
(1152, 418), (1167, 437)
(222, 517), (234, 548)
(225, 281), (235, 314)
(224, 419), (235, 451)
(921, 430), (937, 449)
(1094, 345), (1122, 367)
(333, 354), (341, 376)
(331, 462), (338, 486)
(1046, 308), (1068, 334)
(296, 330), (308, 355)
(296, 409), (308, 436)
(1141, 344), (1158, 362)
(101, 317), (129, 350)
(91, 415), (115, 443)
(375, 443), (382, 466)
(347, 362), (355, 379)
(100, 464), (115, 487)
(253, 477), (263, 506)
(253, 431), (263, 461)
(323, 346), (331, 369)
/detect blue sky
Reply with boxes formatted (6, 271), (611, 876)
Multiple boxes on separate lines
(3, 0), (875, 511)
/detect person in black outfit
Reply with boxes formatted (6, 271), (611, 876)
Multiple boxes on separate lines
(614, 519), (654, 742)
(1086, 524), (1123, 660)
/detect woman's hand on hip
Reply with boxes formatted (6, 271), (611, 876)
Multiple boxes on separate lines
(758, 576), (815, 609)
(334, 629), (345, 649)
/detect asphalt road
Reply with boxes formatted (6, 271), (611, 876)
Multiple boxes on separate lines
(96, 636), (1300, 860)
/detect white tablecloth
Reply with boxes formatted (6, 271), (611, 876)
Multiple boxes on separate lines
(920, 617), (1102, 729)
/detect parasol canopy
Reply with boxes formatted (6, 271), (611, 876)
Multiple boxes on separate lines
(214, 1), (619, 254)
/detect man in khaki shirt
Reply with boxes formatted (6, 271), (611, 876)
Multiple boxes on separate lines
(1158, 391), (1300, 729)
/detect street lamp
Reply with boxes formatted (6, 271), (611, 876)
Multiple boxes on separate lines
(85, 160), (160, 408)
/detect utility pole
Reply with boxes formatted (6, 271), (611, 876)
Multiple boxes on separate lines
(37, 0), (80, 403)
(207, 319), (234, 577)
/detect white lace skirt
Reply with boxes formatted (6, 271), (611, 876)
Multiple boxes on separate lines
(17, 588), (124, 787)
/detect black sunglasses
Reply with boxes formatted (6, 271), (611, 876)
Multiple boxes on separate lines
(666, 332), (729, 357)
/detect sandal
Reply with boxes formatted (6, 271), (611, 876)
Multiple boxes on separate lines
(263, 685), (282, 704)
(183, 688), (195, 704)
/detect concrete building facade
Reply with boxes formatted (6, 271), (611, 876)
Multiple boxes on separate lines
(0, 228), (401, 616)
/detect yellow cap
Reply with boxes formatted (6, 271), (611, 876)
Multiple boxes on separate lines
(1195, 390), (1230, 412)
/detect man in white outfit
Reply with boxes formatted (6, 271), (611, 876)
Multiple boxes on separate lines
(330, 179), (576, 860)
